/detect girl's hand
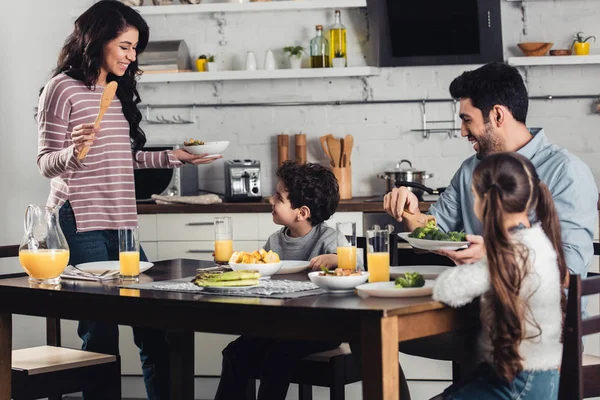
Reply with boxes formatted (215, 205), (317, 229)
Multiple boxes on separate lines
(173, 148), (222, 165)
(309, 254), (338, 271)
(435, 234), (485, 265)
(71, 123), (98, 153)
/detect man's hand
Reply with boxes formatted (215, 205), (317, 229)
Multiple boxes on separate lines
(172, 148), (222, 165)
(383, 187), (423, 230)
(309, 254), (338, 271)
(435, 234), (485, 265)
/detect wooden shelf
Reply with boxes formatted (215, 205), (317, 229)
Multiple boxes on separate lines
(132, 0), (366, 16)
(508, 55), (600, 66)
(138, 67), (380, 83)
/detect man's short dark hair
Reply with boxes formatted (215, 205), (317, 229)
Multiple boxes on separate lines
(276, 161), (339, 226)
(449, 62), (529, 124)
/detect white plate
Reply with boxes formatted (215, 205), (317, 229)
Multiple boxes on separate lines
(390, 265), (451, 280)
(229, 261), (282, 278)
(398, 232), (469, 251)
(275, 260), (310, 275)
(356, 280), (435, 298)
(183, 141), (229, 157)
(201, 284), (260, 292)
(75, 261), (154, 274)
(308, 271), (369, 293)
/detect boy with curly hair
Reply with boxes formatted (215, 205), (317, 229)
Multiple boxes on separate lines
(215, 161), (351, 400)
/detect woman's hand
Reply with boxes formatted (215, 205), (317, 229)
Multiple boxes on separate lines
(434, 234), (485, 265)
(71, 123), (98, 154)
(309, 254), (338, 271)
(172, 148), (222, 165)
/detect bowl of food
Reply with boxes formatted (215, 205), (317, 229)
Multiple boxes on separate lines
(398, 220), (469, 251)
(228, 249), (282, 278)
(308, 268), (369, 293)
(183, 139), (230, 157)
(517, 42), (553, 56)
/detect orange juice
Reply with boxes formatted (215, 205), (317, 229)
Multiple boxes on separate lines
(19, 249), (69, 279)
(120, 288), (141, 297)
(367, 252), (390, 283)
(215, 240), (233, 263)
(337, 246), (357, 270)
(119, 251), (140, 277)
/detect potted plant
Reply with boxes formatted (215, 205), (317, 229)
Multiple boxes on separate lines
(196, 54), (207, 72)
(572, 32), (596, 55)
(206, 54), (218, 72)
(283, 46), (305, 69)
(332, 50), (346, 68)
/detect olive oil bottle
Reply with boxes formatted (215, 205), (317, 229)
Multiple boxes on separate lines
(329, 10), (347, 67)
(310, 25), (329, 68)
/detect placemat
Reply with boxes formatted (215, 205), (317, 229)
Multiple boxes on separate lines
(123, 277), (326, 299)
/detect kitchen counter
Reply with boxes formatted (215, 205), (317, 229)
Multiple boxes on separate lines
(137, 197), (435, 214)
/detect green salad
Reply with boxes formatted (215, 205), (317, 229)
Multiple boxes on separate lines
(394, 272), (425, 288)
(408, 220), (466, 242)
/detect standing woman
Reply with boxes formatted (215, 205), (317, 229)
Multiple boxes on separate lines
(36, 1), (217, 398)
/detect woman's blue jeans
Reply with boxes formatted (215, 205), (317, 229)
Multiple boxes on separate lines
(443, 362), (559, 400)
(59, 202), (170, 400)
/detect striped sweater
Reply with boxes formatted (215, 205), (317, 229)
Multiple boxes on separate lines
(37, 73), (182, 232)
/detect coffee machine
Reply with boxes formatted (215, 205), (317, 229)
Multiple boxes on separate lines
(224, 160), (262, 202)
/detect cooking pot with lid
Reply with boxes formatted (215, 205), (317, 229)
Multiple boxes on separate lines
(377, 159), (445, 200)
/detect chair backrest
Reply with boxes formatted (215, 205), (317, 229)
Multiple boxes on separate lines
(0, 244), (62, 346)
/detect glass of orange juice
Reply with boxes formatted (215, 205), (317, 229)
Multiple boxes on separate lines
(119, 227), (140, 281)
(367, 229), (390, 283)
(214, 217), (233, 264)
(336, 222), (357, 271)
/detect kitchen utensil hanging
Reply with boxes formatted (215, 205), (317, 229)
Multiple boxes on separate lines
(410, 100), (460, 139)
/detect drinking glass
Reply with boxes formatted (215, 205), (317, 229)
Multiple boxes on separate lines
(336, 222), (357, 271)
(366, 229), (390, 283)
(214, 217), (233, 264)
(119, 227), (140, 281)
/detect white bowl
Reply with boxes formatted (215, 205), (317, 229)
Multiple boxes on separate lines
(183, 141), (230, 157)
(229, 262), (282, 278)
(308, 271), (369, 293)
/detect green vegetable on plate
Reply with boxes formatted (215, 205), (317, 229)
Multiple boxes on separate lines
(394, 272), (425, 288)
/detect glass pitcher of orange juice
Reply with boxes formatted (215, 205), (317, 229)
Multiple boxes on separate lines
(18, 205), (70, 285)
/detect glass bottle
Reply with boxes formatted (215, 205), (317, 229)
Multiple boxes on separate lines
(310, 25), (329, 68)
(329, 10), (347, 67)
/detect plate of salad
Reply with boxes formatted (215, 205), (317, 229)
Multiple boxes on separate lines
(398, 220), (469, 251)
(356, 272), (434, 298)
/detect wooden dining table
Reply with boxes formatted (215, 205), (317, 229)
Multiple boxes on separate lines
(0, 259), (471, 400)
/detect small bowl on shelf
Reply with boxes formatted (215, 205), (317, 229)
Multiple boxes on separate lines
(549, 49), (572, 56)
(517, 42), (553, 56)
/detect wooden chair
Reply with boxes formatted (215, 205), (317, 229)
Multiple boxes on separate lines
(558, 272), (600, 399)
(0, 245), (120, 400)
(246, 235), (397, 400)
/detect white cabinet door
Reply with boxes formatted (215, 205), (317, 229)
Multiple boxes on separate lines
(157, 214), (258, 241)
(140, 242), (158, 262)
(138, 214), (158, 242)
(157, 240), (260, 261)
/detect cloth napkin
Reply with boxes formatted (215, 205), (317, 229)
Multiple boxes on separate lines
(151, 194), (223, 205)
(61, 265), (120, 281)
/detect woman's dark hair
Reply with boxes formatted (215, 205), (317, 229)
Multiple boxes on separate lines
(276, 161), (340, 226)
(472, 152), (567, 383)
(450, 62), (529, 125)
(50, 0), (149, 150)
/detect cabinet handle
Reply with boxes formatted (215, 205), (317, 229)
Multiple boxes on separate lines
(187, 250), (214, 254)
(186, 222), (214, 226)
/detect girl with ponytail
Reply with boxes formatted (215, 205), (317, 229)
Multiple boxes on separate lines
(431, 152), (567, 400)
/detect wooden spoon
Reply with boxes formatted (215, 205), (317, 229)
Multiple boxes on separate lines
(319, 135), (334, 167)
(78, 81), (119, 160)
(343, 134), (353, 167)
(327, 136), (342, 169)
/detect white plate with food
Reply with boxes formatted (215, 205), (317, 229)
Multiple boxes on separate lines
(229, 262), (282, 278)
(308, 270), (369, 293)
(74, 261), (154, 274)
(356, 280), (435, 298)
(275, 260), (310, 275)
(183, 140), (229, 157)
(398, 232), (469, 251)
(390, 265), (451, 280)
